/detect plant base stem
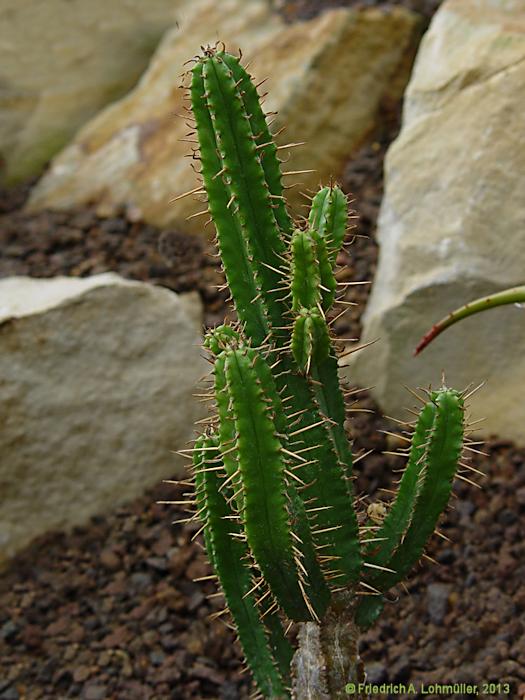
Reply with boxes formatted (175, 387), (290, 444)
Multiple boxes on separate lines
(292, 591), (367, 700)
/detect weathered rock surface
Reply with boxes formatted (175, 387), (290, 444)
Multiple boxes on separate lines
(27, 1), (420, 231)
(346, 0), (525, 444)
(0, 274), (206, 561)
(0, 0), (187, 184)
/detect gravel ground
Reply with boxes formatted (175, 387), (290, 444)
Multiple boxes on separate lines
(1, 1), (524, 698)
(1, 396), (524, 699)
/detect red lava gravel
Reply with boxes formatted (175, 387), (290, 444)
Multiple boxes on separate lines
(1, 2), (524, 698)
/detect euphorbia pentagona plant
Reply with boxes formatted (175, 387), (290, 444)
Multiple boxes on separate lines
(171, 45), (478, 699)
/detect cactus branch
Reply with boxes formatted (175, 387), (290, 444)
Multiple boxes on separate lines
(193, 433), (291, 696)
(224, 347), (312, 620)
(191, 62), (269, 345)
(356, 388), (465, 627)
(308, 186), (348, 265)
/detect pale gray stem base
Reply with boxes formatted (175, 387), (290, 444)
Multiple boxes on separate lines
(292, 591), (367, 700)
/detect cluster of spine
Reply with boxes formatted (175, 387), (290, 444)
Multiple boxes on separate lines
(175, 47), (469, 699)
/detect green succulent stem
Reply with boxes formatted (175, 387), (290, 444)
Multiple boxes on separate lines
(178, 46), (470, 699)
(356, 388), (465, 628)
(193, 434), (291, 697)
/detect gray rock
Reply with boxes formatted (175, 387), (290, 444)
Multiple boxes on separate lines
(130, 572), (153, 591)
(0, 274), (207, 562)
(365, 662), (387, 684)
(0, 0), (183, 183)
(0, 688), (19, 700)
(345, 0), (525, 446)
(82, 686), (107, 700)
(427, 583), (451, 625)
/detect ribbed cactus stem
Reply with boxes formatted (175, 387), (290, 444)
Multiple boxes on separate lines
(309, 186), (348, 266)
(177, 45), (470, 699)
(193, 53), (289, 343)
(291, 308), (330, 373)
(219, 52), (293, 238)
(223, 346), (312, 620)
(290, 230), (321, 312)
(356, 388), (465, 628)
(193, 433), (292, 697)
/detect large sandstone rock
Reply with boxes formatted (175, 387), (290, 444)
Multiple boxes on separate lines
(27, 1), (420, 231)
(0, 0), (190, 184)
(0, 274), (207, 562)
(346, 0), (525, 444)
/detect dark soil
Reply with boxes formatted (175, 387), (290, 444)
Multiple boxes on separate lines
(1, 2), (524, 698)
